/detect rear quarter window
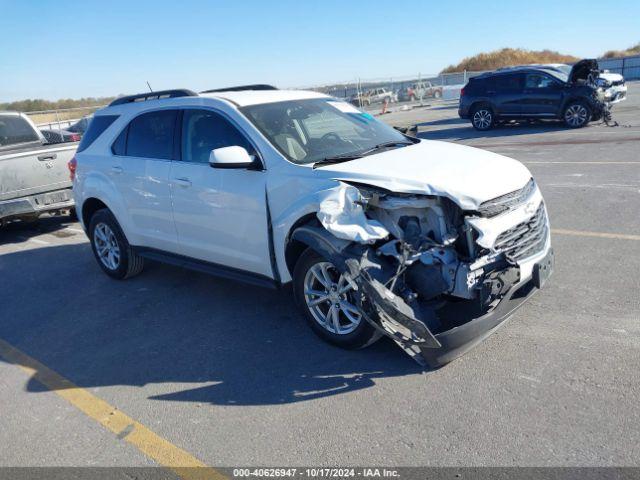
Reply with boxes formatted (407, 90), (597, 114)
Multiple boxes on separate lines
(77, 115), (119, 152)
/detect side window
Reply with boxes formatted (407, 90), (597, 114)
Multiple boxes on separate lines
(525, 74), (557, 89)
(494, 74), (523, 90)
(0, 115), (40, 147)
(111, 128), (127, 155)
(126, 110), (178, 160)
(181, 109), (254, 164)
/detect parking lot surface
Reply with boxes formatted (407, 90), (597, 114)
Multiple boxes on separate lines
(1, 83), (639, 470)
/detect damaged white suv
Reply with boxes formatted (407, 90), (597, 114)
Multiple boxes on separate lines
(72, 86), (554, 367)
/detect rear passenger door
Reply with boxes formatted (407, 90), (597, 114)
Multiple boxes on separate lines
(489, 73), (524, 115)
(520, 73), (564, 115)
(110, 109), (179, 252)
(169, 109), (272, 277)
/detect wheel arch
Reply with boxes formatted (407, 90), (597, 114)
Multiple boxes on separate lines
(81, 197), (109, 230)
(284, 213), (321, 278)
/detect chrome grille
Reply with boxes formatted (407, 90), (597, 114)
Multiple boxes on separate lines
(494, 203), (548, 261)
(478, 178), (535, 217)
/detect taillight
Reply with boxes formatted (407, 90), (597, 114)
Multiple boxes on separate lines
(68, 156), (77, 181)
(69, 133), (81, 142)
(460, 86), (466, 97)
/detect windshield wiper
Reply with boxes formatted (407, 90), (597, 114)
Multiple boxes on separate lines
(312, 153), (364, 169)
(312, 141), (415, 169)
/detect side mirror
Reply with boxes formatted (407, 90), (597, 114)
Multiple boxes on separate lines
(209, 146), (259, 169)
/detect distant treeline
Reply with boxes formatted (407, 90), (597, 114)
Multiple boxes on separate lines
(0, 96), (118, 113)
(441, 48), (578, 74)
(602, 42), (640, 59)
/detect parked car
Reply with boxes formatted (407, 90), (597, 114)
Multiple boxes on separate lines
(0, 112), (77, 225)
(349, 88), (396, 107)
(460, 59), (611, 130)
(398, 81), (443, 101)
(67, 115), (93, 134)
(73, 86), (553, 367)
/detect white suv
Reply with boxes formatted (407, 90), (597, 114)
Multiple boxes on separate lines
(71, 85), (553, 367)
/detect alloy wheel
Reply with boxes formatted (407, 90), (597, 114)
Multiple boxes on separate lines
(303, 261), (362, 335)
(93, 222), (121, 270)
(565, 104), (588, 127)
(473, 109), (492, 129)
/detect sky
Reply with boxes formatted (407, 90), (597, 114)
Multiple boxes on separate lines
(1, 0), (639, 102)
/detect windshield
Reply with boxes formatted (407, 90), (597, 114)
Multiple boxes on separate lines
(240, 98), (409, 165)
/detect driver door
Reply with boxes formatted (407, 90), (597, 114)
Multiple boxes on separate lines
(169, 109), (272, 277)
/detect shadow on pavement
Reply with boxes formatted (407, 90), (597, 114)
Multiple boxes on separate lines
(0, 214), (79, 243)
(417, 120), (569, 142)
(0, 243), (422, 406)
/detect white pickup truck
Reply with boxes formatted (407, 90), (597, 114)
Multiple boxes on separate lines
(0, 112), (77, 225)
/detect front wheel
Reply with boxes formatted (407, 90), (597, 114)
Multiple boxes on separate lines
(433, 90), (442, 99)
(563, 102), (590, 128)
(471, 106), (494, 130)
(293, 249), (380, 350)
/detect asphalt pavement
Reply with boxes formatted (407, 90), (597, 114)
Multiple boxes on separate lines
(1, 84), (638, 471)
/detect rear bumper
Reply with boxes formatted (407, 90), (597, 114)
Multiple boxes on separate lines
(0, 188), (74, 220)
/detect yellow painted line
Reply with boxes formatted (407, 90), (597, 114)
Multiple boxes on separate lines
(0, 338), (225, 480)
(552, 228), (640, 241)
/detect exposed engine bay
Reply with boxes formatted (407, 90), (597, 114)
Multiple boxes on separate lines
(295, 180), (553, 366)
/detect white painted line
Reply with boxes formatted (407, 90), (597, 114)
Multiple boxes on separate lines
(65, 227), (85, 234)
(524, 161), (640, 165)
(28, 237), (50, 245)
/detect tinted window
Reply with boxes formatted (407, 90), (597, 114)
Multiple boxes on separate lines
(525, 73), (558, 89)
(182, 110), (253, 164)
(0, 115), (40, 147)
(493, 74), (523, 90)
(77, 115), (118, 152)
(126, 110), (178, 160)
(111, 128), (127, 155)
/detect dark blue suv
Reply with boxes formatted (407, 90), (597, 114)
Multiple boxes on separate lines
(458, 60), (605, 130)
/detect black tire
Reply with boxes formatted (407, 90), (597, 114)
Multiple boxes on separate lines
(293, 248), (380, 350)
(563, 101), (591, 128)
(88, 209), (144, 280)
(471, 105), (495, 131)
(433, 90), (442, 99)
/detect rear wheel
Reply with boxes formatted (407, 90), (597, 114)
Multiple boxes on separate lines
(433, 90), (442, 99)
(471, 106), (494, 130)
(293, 249), (380, 349)
(88, 209), (144, 280)
(563, 102), (590, 128)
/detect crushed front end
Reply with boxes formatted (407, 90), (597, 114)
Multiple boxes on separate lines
(302, 179), (553, 367)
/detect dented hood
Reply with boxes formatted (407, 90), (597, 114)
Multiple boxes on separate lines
(318, 139), (532, 210)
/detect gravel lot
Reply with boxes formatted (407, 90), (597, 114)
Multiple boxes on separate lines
(1, 83), (639, 469)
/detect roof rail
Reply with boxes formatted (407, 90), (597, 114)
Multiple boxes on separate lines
(109, 89), (198, 106)
(200, 84), (278, 94)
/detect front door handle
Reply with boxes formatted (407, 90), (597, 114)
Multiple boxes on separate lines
(38, 153), (57, 161)
(111, 166), (123, 174)
(173, 177), (192, 188)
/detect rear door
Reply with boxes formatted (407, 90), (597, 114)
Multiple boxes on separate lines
(110, 109), (178, 252)
(489, 73), (524, 115)
(169, 108), (272, 277)
(520, 73), (564, 115)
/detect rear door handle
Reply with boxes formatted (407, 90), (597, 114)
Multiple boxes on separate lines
(111, 166), (123, 174)
(38, 153), (57, 161)
(173, 177), (192, 187)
